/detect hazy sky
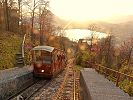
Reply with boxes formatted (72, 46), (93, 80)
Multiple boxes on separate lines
(50, 0), (133, 21)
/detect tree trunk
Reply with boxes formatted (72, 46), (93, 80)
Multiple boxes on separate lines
(39, 8), (44, 45)
(4, 0), (9, 31)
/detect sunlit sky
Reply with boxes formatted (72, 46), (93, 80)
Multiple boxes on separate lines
(50, 0), (133, 21)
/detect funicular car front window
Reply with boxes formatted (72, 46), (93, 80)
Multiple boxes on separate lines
(42, 51), (52, 64)
(34, 50), (52, 64)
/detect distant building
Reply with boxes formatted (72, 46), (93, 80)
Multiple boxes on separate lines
(77, 39), (100, 52)
(78, 39), (88, 51)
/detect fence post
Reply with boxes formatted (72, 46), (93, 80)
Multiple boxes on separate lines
(116, 72), (120, 87)
(104, 68), (107, 77)
(98, 65), (100, 73)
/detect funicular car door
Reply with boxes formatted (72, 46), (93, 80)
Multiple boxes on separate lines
(59, 52), (63, 69)
(53, 50), (60, 73)
(62, 52), (66, 68)
(42, 50), (52, 74)
(32, 50), (42, 72)
(57, 50), (62, 71)
(52, 50), (57, 73)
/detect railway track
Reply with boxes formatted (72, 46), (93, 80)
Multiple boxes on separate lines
(29, 70), (67, 100)
(7, 79), (49, 100)
(52, 59), (80, 100)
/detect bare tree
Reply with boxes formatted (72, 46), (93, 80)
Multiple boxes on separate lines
(119, 37), (133, 66)
(88, 24), (99, 51)
(38, 3), (54, 45)
(1, 0), (19, 32)
(59, 29), (66, 51)
(23, 0), (49, 45)
(18, 0), (24, 32)
(96, 31), (115, 68)
(38, 3), (48, 45)
(3, 0), (9, 31)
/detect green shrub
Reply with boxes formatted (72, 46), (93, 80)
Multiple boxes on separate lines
(119, 79), (133, 96)
(107, 74), (116, 82)
(76, 50), (96, 67)
(75, 65), (83, 71)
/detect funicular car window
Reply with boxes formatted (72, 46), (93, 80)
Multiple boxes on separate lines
(56, 51), (60, 61)
(35, 50), (41, 63)
(53, 51), (58, 61)
(42, 51), (52, 64)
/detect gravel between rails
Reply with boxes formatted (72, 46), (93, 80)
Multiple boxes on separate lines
(29, 71), (66, 100)
(52, 67), (81, 100)
(52, 59), (81, 100)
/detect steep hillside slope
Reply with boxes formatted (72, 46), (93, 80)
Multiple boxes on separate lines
(0, 31), (22, 69)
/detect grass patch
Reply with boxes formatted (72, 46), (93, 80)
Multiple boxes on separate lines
(119, 80), (133, 96)
(107, 74), (116, 83)
(75, 65), (83, 72)
(0, 31), (22, 69)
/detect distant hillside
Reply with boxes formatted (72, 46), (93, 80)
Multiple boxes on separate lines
(53, 15), (133, 43)
(93, 21), (133, 43)
(104, 15), (133, 24)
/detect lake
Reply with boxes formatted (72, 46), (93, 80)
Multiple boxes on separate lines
(63, 29), (107, 41)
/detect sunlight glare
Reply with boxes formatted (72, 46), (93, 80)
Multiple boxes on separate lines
(50, 0), (133, 21)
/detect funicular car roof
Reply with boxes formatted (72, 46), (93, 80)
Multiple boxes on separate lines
(32, 46), (55, 52)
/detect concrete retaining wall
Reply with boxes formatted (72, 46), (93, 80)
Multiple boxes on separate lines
(0, 66), (33, 99)
(80, 69), (92, 100)
(80, 68), (133, 100)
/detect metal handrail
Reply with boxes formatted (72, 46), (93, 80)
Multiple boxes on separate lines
(22, 34), (26, 58)
(73, 69), (76, 100)
(93, 64), (133, 86)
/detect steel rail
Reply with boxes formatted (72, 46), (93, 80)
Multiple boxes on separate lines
(73, 69), (76, 100)
(6, 79), (38, 100)
(25, 80), (49, 100)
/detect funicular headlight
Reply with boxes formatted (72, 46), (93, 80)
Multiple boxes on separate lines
(41, 70), (44, 72)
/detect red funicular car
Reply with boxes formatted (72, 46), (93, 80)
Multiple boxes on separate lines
(32, 46), (66, 78)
